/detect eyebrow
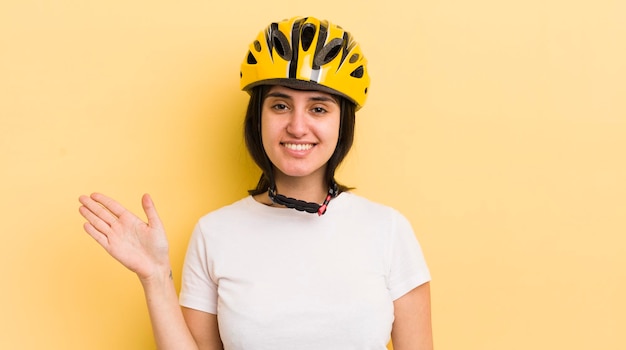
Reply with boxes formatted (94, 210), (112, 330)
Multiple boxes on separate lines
(265, 91), (338, 103)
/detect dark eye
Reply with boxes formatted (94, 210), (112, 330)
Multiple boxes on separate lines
(272, 103), (288, 111)
(312, 107), (327, 114)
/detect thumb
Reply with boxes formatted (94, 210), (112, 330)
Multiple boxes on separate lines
(141, 193), (163, 228)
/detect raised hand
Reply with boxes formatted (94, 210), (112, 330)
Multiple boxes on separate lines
(78, 193), (171, 281)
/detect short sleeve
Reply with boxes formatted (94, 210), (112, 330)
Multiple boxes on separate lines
(387, 210), (431, 301)
(179, 223), (218, 314)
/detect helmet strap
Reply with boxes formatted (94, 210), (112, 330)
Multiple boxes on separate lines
(268, 182), (339, 216)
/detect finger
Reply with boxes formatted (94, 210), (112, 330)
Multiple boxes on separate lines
(142, 193), (163, 229)
(83, 222), (110, 249)
(79, 194), (119, 226)
(78, 204), (114, 236)
(90, 192), (128, 218)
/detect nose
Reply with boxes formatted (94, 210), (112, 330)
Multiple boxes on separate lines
(286, 107), (308, 137)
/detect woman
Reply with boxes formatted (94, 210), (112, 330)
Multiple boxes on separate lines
(79, 16), (432, 350)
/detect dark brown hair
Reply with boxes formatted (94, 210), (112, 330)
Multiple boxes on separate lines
(244, 85), (356, 196)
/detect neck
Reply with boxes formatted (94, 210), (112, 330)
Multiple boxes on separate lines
(267, 178), (338, 216)
(273, 171), (328, 203)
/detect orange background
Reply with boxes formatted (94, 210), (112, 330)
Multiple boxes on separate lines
(1, 1), (624, 349)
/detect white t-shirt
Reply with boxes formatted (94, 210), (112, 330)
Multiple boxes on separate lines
(180, 192), (430, 350)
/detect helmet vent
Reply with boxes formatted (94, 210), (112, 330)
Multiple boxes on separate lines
(350, 65), (364, 78)
(300, 23), (316, 51)
(253, 40), (262, 52)
(271, 31), (292, 60)
(247, 51), (257, 64)
(349, 53), (359, 64)
(314, 38), (343, 66)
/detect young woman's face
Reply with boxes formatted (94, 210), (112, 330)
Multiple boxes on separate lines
(261, 85), (341, 183)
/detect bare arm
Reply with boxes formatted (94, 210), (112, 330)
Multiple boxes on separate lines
(183, 307), (223, 350)
(391, 282), (433, 350)
(78, 193), (204, 349)
(140, 269), (199, 349)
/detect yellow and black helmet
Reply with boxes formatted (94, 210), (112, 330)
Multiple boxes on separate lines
(240, 16), (370, 109)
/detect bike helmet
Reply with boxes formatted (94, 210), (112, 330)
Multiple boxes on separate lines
(240, 16), (370, 109)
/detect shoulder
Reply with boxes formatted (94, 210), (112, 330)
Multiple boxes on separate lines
(333, 192), (407, 220)
(330, 192), (414, 234)
(197, 196), (254, 222)
(192, 196), (260, 235)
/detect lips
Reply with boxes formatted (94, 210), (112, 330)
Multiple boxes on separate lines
(282, 143), (315, 151)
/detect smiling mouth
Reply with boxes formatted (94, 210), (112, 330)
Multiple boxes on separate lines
(282, 143), (315, 151)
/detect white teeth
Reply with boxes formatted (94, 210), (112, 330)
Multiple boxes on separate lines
(283, 143), (313, 151)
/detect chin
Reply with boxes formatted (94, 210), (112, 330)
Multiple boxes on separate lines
(275, 165), (326, 180)
(279, 169), (316, 178)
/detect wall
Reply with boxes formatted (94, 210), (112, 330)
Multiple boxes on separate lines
(1, 0), (624, 349)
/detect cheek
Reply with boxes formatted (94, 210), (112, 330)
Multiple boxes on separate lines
(260, 116), (284, 162)
(327, 119), (341, 145)
(260, 117), (273, 149)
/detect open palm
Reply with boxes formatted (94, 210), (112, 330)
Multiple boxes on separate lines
(78, 193), (170, 281)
